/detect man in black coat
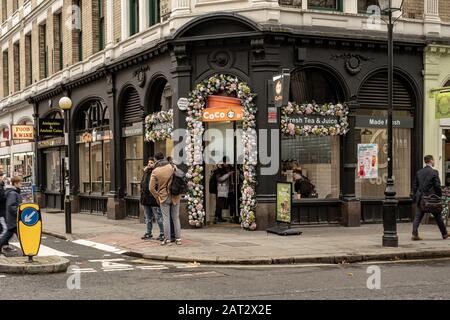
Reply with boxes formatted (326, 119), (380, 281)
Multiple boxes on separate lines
(412, 155), (450, 241)
(0, 172), (6, 243)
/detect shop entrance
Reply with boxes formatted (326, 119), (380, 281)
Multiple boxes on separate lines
(204, 121), (243, 225)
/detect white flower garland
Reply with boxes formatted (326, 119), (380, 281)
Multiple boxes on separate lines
(185, 74), (258, 230)
(144, 109), (174, 142)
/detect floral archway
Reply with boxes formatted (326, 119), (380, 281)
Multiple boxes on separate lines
(184, 74), (258, 230)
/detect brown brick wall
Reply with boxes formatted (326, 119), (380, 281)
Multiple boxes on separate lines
(402, 0), (424, 20)
(440, 0), (450, 22)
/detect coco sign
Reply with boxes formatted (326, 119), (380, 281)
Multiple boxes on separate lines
(273, 70), (290, 108)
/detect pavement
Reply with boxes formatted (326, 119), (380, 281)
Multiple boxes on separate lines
(38, 211), (450, 265)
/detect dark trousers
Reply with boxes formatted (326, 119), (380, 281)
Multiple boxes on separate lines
(215, 197), (227, 221)
(413, 206), (448, 237)
(0, 227), (16, 249)
(169, 213), (175, 240)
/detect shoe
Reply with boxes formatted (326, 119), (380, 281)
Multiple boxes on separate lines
(411, 235), (423, 241)
(175, 239), (182, 246)
(443, 234), (450, 240)
(141, 234), (153, 240)
(2, 246), (17, 253)
(170, 239), (176, 243)
(156, 235), (164, 241)
(160, 239), (172, 246)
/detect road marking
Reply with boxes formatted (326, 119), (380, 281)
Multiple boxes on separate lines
(172, 271), (219, 278)
(136, 265), (168, 270)
(0, 275), (5, 278)
(103, 268), (134, 272)
(10, 243), (75, 257)
(73, 239), (126, 254)
(68, 268), (97, 274)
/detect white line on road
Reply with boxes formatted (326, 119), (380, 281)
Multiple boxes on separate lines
(136, 266), (168, 270)
(103, 268), (135, 272)
(73, 239), (127, 254)
(0, 275), (5, 278)
(10, 243), (75, 257)
(68, 268), (97, 274)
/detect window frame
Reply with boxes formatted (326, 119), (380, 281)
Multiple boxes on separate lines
(307, 0), (343, 12)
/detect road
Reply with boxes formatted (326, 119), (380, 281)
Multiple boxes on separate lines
(1, 235), (449, 300)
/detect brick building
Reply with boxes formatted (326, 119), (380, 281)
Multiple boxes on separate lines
(0, 0), (449, 230)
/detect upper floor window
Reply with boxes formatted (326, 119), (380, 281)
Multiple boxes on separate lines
(148, 0), (160, 27)
(13, 0), (18, 12)
(308, 0), (343, 11)
(2, 0), (7, 22)
(358, 0), (381, 13)
(129, 0), (139, 36)
(98, 0), (105, 51)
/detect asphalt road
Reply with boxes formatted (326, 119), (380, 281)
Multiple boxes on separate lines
(1, 235), (450, 300)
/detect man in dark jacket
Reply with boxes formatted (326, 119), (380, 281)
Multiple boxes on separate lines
(0, 176), (22, 254)
(412, 155), (450, 241)
(140, 158), (164, 241)
(0, 172), (6, 243)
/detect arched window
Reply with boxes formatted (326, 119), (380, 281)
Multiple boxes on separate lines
(76, 99), (111, 194)
(355, 71), (415, 200)
(445, 79), (450, 88)
(282, 67), (345, 199)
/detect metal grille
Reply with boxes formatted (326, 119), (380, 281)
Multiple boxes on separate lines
(123, 88), (143, 124)
(79, 196), (108, 215)
(358, 72), (413, 110)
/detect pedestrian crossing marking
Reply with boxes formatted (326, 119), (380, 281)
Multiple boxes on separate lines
(10, 242), (75, 257)
(103, 268), (135, 272)
(68, 268), (97, 274)
(73, 239), (126, 254)
(0, 275), (5, 278)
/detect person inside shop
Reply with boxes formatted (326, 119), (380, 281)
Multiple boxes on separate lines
(213, 156), (234, 223)
(293, 168), (317, 199)
(140, 157), (164, 241)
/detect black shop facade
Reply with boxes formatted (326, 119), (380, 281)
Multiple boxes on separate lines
(28, 13), (424, 231)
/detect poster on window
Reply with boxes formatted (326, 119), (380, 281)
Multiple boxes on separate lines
(276, 182), (292, 224)
(357, 144), (378, 179)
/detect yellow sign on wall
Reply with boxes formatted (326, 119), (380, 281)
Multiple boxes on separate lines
(17, 203), (42, 257)
(436, 91), (450, 119)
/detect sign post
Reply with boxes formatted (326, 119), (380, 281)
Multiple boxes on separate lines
(17, 203), (42, 263)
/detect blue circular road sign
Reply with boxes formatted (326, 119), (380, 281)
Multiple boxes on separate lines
(21, 208), (39, 227)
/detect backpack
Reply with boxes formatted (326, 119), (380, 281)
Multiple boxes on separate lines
(170, 167), (188, 196)
(209, 170), (218, 194)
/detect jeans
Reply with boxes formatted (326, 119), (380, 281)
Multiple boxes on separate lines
(143, 206), (164, 237)
(413, 206), (448, 237)
(215, 197), (227, 220)
(0, 217), (7, 241)
(0, 227), (16, 250)
(160, 198), (181, 240)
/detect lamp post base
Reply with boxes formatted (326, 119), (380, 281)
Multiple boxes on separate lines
(382, 178), (399, 247)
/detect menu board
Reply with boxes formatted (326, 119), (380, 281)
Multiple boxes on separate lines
(276, 182), (292, 224)
(21, 181), (34, 204)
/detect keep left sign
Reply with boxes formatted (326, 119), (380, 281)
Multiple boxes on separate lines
(17, 204), (42, 258)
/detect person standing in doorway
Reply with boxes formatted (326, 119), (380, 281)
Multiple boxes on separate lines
(140, 158), (164, 241)
(0, 176), (23, 255)
(214, 157), (234, 223)
(412, 155), (450, 241)
(150, 152), (182, 246)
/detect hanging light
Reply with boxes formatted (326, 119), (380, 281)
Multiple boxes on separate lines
(378, 0), (404, 12)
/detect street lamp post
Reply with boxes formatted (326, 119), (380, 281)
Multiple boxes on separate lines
(59, 97), (73, 234)
(379, 0), (404, 247)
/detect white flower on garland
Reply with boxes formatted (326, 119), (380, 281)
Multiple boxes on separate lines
(145, 109), (174, 142)
(185, 74), (258, 231)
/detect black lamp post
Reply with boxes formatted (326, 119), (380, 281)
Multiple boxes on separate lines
(59, 97), (73, 234)
(379, 0), (404, 247)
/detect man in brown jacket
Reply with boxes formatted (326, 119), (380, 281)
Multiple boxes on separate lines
(150, 152), (182, 245)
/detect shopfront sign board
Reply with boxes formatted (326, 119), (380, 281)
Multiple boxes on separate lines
(122, 124), (143, 137)
(276, 182), (292, 224)
(273, 71), (290, 108)
(355, 116), (414, 129)
(357, 144), (378, 179)
(268, 107), (278, 124)
(38, 119), (64, 137)
(436, 91), (450, 119)
(11, 125), (34, 141)
(202, 107), (244, 122)
(38, 137), (65, 149)
(287, 115), (339, 126)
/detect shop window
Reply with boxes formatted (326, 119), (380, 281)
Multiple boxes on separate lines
(125, 136), (143, 197)
(76, 100), (111, 194)
(355, 110), (412, 199)
(13, 152), (33, 181)
(282, 136), (340, 199)
(308, 0), (343, 11)
(44, 149), (65, 193)
(0, 155), (10, 178)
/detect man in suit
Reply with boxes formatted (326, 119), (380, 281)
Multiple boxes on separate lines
(412, 155), (450, 241)
(150, 152), (182, 246)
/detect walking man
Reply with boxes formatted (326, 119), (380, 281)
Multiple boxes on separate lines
(0, 172), (6, 246)
(412, 155), (450, 240)
(0, 176), (23, 254)
(140, 158), (164, 241)
(150, 153), (182, 246)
